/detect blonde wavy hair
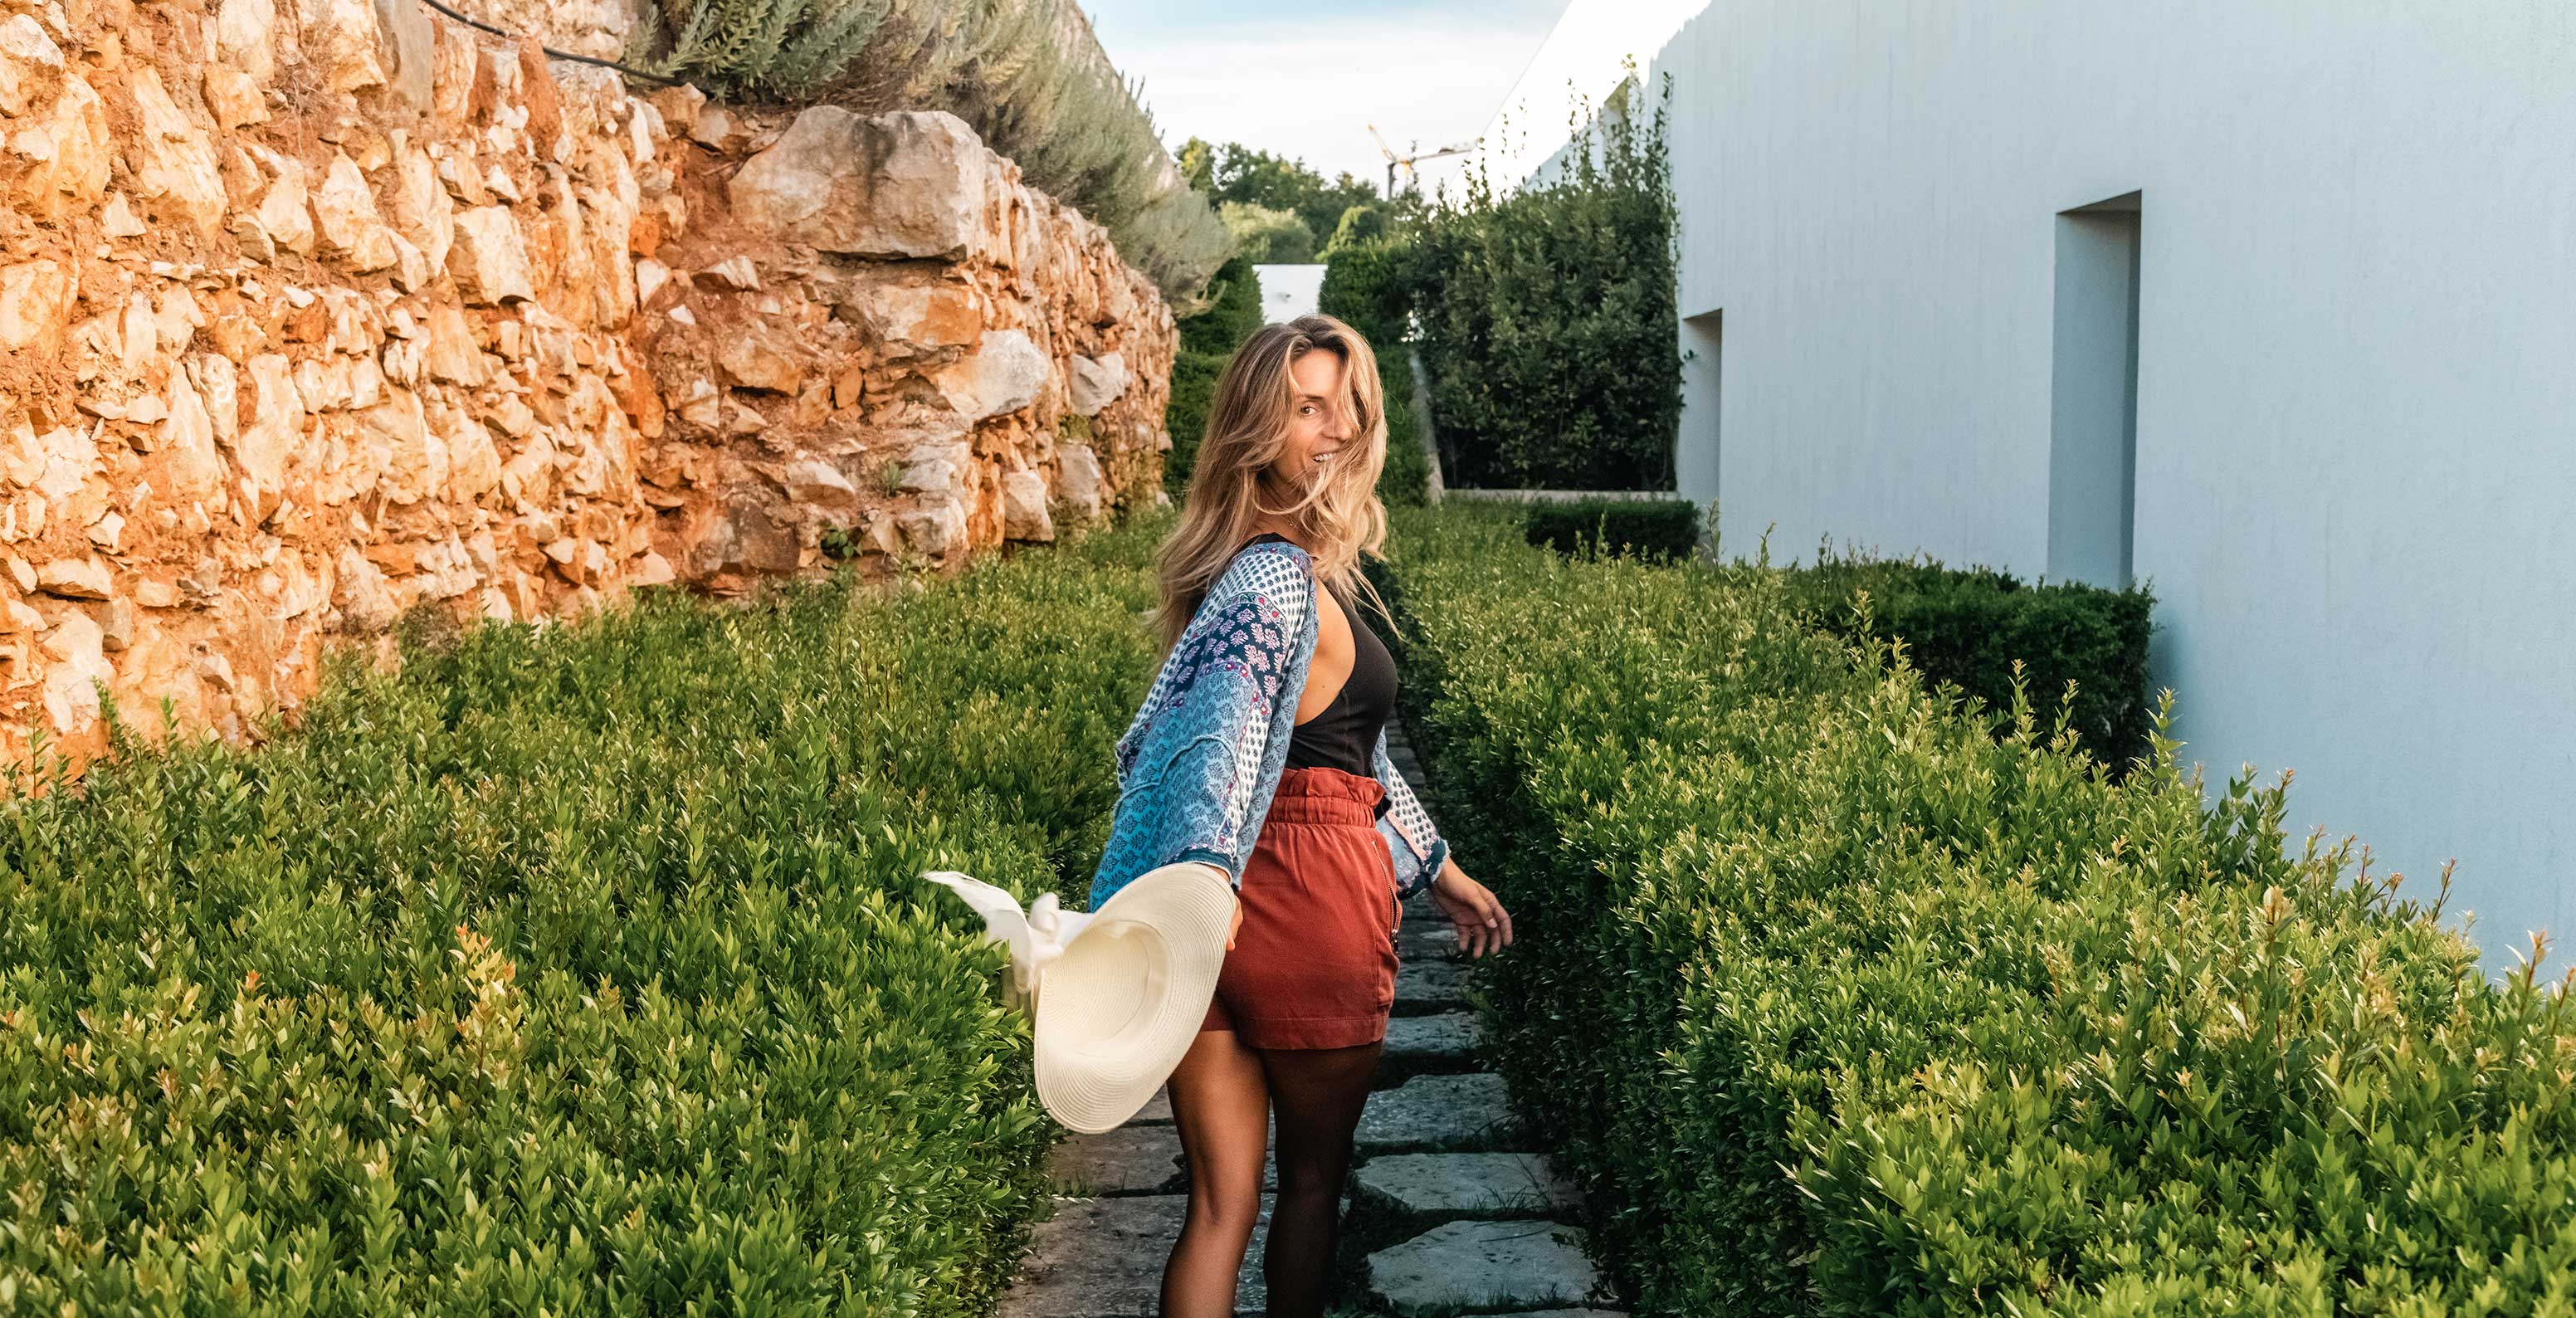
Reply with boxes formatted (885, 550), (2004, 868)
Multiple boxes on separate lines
(1150, 314), (1394, 658)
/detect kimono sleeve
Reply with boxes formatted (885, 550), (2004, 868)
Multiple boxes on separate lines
(1371, 725), (1451, 901)
(1100, 562), (1312, 896)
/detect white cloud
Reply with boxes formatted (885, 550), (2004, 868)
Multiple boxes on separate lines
(1099, 18), (1554, 199)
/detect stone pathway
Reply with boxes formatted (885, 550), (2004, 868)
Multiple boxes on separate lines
(1001, 714), (1621, 1316)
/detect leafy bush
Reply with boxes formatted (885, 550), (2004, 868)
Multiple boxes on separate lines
(1782, 553), (2157, 774)
(1378, 504), (2576, 1317)
(1406, 71), (1683, 489)
(1522, 497), (1701, 563)
(1322, 202), (1388, 256)
(1178, 139), (1381, 248)
(1320, 234), (1430, 507)
(1219, 201), (1317, 265)
(0, 525), (1175, 1312)
(631, 0), (1228, 303)
(1162, 254), (1263, 500)
(1177, 252), (1265, 358)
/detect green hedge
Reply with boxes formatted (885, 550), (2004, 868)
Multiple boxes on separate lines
(1378, 505), (2576, 1317)
(1164, 255), (1263, 500)
(1404, 73), (1683, 490)
(1782, 554), (2157, 774)
(1319, 234), (1431, 508)
(1522, 497), (1701, 563)
(0, 527), (1172, 1313)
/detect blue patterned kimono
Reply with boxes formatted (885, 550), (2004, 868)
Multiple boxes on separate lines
(1088, 537), (1451, 910)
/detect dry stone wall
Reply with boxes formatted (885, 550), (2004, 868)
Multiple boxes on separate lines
(0, 0), (1176, 763)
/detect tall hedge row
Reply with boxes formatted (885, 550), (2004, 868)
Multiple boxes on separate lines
(1403, 73), (1683, 490)
(1318, 234), (1432, 507)
(0, 527), (1170, 1313)
(1377, 505), (2576, 1316)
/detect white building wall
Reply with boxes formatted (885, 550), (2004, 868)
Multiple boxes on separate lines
(1628, 2), (2576, 966)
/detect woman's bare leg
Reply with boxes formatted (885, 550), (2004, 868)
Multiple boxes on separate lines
(1258, 1040), (1383, 1318)
(1161, 1028), (1271, 1318)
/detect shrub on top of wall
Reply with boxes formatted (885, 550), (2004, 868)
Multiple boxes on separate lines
(1782, 554), (2156, 773)
(632, 0), (1228, 302)
(1523, 498), (1702, 563)
(1379, 505), (2576, 1318)
(0, 522), (1172, 1314)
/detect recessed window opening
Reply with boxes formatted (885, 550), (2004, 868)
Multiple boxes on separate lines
(2048, 191), (2142, 588)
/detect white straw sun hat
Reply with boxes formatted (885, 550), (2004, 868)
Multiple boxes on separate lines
(922, 862), (1234, 1134)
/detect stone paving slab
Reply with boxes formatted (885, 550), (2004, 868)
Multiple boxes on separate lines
(1383, 1012), (1476, 1067)
(1394, 956), (1471, 1014)
(1049, 1125), (1184, 1196)
(1000, 1194), (1274, 1318)
(1357, 1072), (1524, 1154)
(1366, 1219), (1604, 1314)
(1132, 1086), (1173, 1124)
(1352, 1152), (1580, 1218)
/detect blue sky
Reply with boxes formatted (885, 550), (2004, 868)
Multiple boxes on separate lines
(1081, 0), (1569, 198)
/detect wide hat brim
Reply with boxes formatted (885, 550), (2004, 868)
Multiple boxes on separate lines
(1033, 862), (1234, 1134)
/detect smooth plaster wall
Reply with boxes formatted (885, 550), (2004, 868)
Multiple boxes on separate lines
(1643, 1), (2576, 967)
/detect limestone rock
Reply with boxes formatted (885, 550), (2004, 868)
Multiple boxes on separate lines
(217, 0), (278, 81)
(0, 259), (71, 353)
(391, 148), (453, 272)
(202, 64), (268, 129)
(1383, 1012), (1478, 1068)
(715, 327), (803, 394)
(12, 71), (111, 221)
(898, 495), (966, 559)
(37, 556), (112, 599)
(1066, 351), (1129, 416)
(127, 67), (227, 232)
(1054, 442), (1104, 524)
(936, 329), (1048, 421)
(833, 268), (982, 352)
(0, 14), (66, 118)
(297, 0), (389, 92)
(449, 207), (535, 304)
(40, 612), (110, 734)
(237, 152), (316, 258)
(315, 153), (399, 271)
(372, 0), (435, 113)
(900, 440), (969, 497)
(728, 108), (988, 259)
(1001, 469), (1052, 542)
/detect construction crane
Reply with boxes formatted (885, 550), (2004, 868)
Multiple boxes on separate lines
(1368, 125), (1474, 198)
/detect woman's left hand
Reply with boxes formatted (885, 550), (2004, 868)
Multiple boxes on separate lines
(1429, 863), (1513, 959)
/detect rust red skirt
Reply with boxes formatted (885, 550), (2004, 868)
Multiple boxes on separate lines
(1200, 765), (1402, 1049)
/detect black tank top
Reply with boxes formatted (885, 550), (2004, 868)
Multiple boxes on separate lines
(1244, 534), (1398, 783)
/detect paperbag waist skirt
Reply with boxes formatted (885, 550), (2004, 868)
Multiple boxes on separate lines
(1199, 765), (1401, 1049)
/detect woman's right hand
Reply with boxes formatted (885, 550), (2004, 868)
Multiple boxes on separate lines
(1227, 897), (1243, 951)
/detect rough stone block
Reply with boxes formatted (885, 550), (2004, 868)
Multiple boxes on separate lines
(1356, 1073), (1525, 1154)
(728, 108), (989, 259)
(1352, 1152), (1580, 1218)
(1366, 1219), (1604, 1316)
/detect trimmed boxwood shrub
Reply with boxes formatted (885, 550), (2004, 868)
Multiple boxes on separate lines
(1783, 554), (2155, 774)
(1378, 504), (2576, 1317)
(1522, 497), (1702, 563)
(0, 524), (1174, 1313)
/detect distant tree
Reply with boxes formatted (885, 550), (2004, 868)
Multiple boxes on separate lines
(1177, 138), (1379, 244)
(1220, 202), (1318, 265)
(1322, 203), (1388, 256)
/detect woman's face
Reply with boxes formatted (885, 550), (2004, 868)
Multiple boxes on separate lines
(1267, 349), (1357, 490)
